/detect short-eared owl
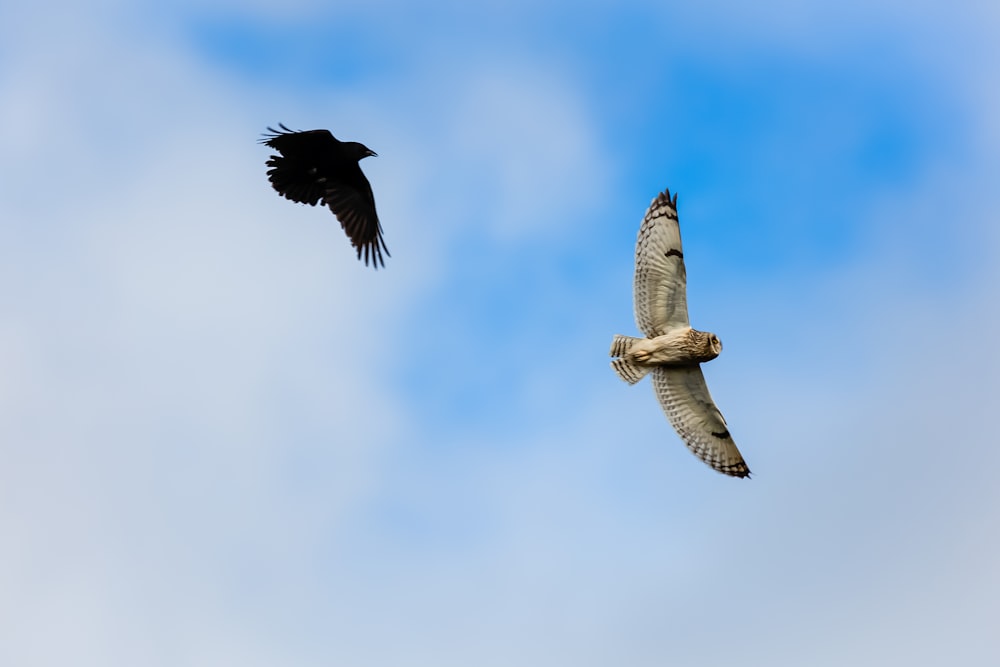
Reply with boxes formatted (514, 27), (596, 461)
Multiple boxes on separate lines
(610, 189), (750, 478)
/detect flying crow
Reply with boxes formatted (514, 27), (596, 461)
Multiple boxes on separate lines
(260, 124), (389, 268)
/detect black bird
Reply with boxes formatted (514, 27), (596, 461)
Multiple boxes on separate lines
(260, 124), (389, 268)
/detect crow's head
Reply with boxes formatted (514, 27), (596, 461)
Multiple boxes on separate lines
(344, 141), (377, 161)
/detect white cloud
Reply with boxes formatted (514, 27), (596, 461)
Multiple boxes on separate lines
(444, 64), (612, 241)
(2, 0), (999, 665)
(0, 13), (416, 667)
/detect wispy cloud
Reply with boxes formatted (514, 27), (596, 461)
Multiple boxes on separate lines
(1, 0), (998, 665)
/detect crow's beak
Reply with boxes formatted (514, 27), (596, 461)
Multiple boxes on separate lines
(367, 149), (378, 158)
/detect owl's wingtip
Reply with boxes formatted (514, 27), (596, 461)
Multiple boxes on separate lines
(726, 465), (752, 479)
(656, 188), (679, 209)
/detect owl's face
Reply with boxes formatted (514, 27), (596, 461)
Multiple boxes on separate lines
(692, 330), (722, 362)
(709, 334), (723, 356)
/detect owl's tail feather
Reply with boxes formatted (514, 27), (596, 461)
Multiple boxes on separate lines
(609, 335), (651, 385)
(611, 358), (650, 384)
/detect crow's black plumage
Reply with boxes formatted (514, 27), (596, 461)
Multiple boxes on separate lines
(260, 124), (389, 268)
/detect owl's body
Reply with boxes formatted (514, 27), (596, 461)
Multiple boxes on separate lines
(611, 329), (720, 371)
(610, 189), (750, 478)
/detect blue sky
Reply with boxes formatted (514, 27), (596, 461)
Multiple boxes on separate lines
(2, 1), (999, 665)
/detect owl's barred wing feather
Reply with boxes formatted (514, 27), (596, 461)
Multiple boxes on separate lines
(634, 190), (689, 337)
(651, 366), (750, 478)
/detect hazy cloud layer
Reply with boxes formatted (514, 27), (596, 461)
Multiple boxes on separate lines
(1, 0), (998, 665)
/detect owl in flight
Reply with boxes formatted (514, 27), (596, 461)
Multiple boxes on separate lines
(610, 189), (750, 478)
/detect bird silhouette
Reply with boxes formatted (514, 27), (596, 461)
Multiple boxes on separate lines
(260, 124), (389, 268)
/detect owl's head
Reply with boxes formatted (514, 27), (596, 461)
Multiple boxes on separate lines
(709, 333), (723, 357)
(690, 329), (723, 362)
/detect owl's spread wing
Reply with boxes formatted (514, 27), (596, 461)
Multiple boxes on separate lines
(651, 366), (750, 478)
(633, 189), (689, 337)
